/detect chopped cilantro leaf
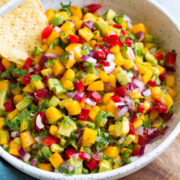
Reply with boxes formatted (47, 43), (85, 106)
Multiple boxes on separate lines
(13, 68), (27, 77)
(31, 75), (42, 81)
(51, 16), (63, 27)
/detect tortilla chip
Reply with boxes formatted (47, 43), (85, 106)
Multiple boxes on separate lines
(0, 0), (48, 64)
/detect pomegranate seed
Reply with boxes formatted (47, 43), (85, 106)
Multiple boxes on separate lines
(85, 4), (101, 13)
(159, 71), (167, 81)
(22, 74), (31, 85)
(34, 88), (48, 99)
(143, 127), (158, 137)
(43, 76), (50, 84)
(138, 135), (146, 146)
(22, 57), (33, 70)
(4, 100), (14, 112)
(86, 159), (98, 171)
(113, 24), (122, 29)
(95, 51), (106, 60)
(111, 94), (121, 102)
(125, 37), (132, 47)
(65, 147), (77, 159)
(0, 61), (6, 72)
(147, 80), (156, 87)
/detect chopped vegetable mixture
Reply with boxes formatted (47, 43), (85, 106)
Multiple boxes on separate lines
(0, 2), (176, 175)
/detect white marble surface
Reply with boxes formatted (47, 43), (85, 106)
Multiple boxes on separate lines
(157, 0), (180, 21)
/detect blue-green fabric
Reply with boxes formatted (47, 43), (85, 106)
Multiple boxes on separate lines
(0, 0), (179, 179)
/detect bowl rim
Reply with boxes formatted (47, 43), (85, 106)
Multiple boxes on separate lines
(0, 0), (180, 179)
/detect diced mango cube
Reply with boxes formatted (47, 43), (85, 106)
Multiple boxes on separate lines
(31, 80), (45, 90)
(20, 131), (35, 149)
(166, 86), (176, 98)
(79, 27), (94, 41)
(38, 163), (53, 172)
(0, 130), (9, 144)
(132, 23), (147, 34)
(61, 21), (75, 32)
(52, 60), (66, 76)
(103, 146), (119, 158)
(23, 84), (34, 93)
(89, 106), (100, 121)
(66, 43), (82, 60)
(2, 58), (11, 69)
(56, 11), (70, 21)
(87, 80), (104, 91)
(81, 74), (99, 86)
(166, 75), (175, 87)
(65, 100), (81, 115)
(84, 13), (96, 22)
(100, 71), (109, 82)
(0, 118), (5, 129)
(41, 68), (52, 76)
(47, 30), (60, 44)
(13, 94), (24, 105)
(49, 152), (64, 169)
(7, 109), (19, 121)
(61, 78), (74, 90)
(9, 139), (21, 156)
(70, 6), (82, 17)
(63, 69), (75, 81)
(45, 9), (55, 21)
(0, 80), (9, 91)
(45, 107), (62, 124)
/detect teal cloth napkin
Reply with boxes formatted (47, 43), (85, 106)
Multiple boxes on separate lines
(0, 0), (180, 179)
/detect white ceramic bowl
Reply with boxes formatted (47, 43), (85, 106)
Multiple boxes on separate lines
(0, 0), (180, 179)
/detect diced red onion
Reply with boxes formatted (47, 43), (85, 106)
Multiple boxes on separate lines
(147, 131), (160, 143)
(35, 136), (42, 142)
(67, 92), (74, 98)
(74, 93), (81, 101)
(118, 136), (125, 144)
(82, 55), (89, 61)
(142, 89), (151, 97)
(54, 26), (61, 33)
(135, 126), (144, 136)
(126, 82), (133, 91)
(46, 53), (59, 58)
(83, 20), (94, 30)
(116, 106), (128, 118)
(28, 67), (34, 73)
(18, 147), (26, 157)
(36, 114), (44, 129)
(11, 131), (20, 138)
(103, 60), (115, 74)
(139, 146), (145, 156)
(115, 102), (126, 108)
(23, 153), (31, 161)
(86, 57), (97, 64)
(123, 15), (131, 24)
(41, 54), (48, 62)
(106, 53), (115, 61)
(134, 79), (144, 90)
(31, 158), (37, 166)
(69, 51), (74, 60)
(90, 50), (96, 58)
(156, 78), (161, 85)
(137, 31), (144, 41)
(85, 98), (96, 106)
(161, 126), (169, 136)
(127, 72), (134, 79)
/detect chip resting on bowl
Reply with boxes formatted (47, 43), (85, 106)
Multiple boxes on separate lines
(0, 0), (48, 64)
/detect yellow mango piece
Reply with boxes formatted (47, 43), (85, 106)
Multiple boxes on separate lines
(89, 106), (100, 121)
(49, 125), (58, 136)
(100, 71), (109, 82)
(74, 19), (83, 30)
(93, 30), (101, 41)
(23, 84), (34, 93)
(0, 130), (9, 144)
(52, 60), (66, 76)
(166, 75), (175, 87)
(103, 146), (119, 158)
(132, 23), (147, 34)
(31, 80), (45, 90)
(81, 74), (99, 86)
(109, 74), (116, 88)
(20, 120), (29, 132)
(66, 43), (82, 60)
(46, 46), (64, 56)
(47, 30), (60, 44)
(87, 80), (104, 91)
(106, 100), (117, 115)
(132, 118), (143, 129)
(7, 109), (19, 121)
(129, 90), (143, 99)
(0, 80), (9, 91)
(41, 68), (52, 76)
(166, 86), (176, 98)
(123, 59), (135, 70)
(65, 100), (81, 116)
(9, 139), (21, 156)
(84, 13), (96, 22)
(160, 93), (173, 111)
(49, 152), (64, 169)
(2, 58), (11, 69)
(151, 86), (162, 99)
(45, 9), (55, 21)
(13, 94), (24, 105)
(20, 131), (35, 149)
(45, 107), (62, 124)
(157, 65), (165, 74)
(114, 52), (124, 66)
(60, 30), (73, 43)
(63, 69), (75, 81)
(61, 21), (75, 32)
(61, 78), (74, 90)
(113, 156), (121, 169)
(79, 27), (94, 41)
(70, 6), (82, 17)
(103, 93), (114, 104)
(0, 118), (5, 129)
(110, 45), (120, 54)
(56, 11), (70, 21)
(121, 20), (127, 30)
(141, 70), (152, 84)
(38, 163), (53, 172)
(65, 59), (76, 69)
(99, 160), (112, 172)
(81, 128), (97, 147)
(133, 135), (139, 144)
(150, 110), (159, 121)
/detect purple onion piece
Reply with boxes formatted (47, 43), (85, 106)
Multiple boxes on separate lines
(41, 55), (48, 62)
(83, 20), (94, 30)
(139, 146), (146, 156)
(67, 92), (74, 98)
(18, 147), (26, 157)
(82, 55), (89, 61)
(137, 31), (144, 41)
(68, 165), (75, 172)
(31, 158), (37, 166)
(74, 93), (81, 101)
(147, 131), (160, 143)
(161, 126), (169, 136)
(90, 50), (96, 58)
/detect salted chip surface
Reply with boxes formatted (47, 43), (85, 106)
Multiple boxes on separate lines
(0, 0), (48, 64)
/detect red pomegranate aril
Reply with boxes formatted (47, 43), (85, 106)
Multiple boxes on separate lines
(79, 151), (90, 160)
(138, 135), (146, 146)
(143, 127), (158, 137)
(111, 94), (121, 102)
(132, 147), (140, 156)
(85, 4), (102, 13)
(114, 86), (125, 97)
(43, 136), (60, 146)
(155, 100), (168, 113)
(147, 80), (156, 87)
(34, 88), (48, 99)
(43, 76), (50, 84)
(22, 74), (31, 85)
(86, 159), (98, 171)
(165, 52), (176, 71)
(95, 51), (106, 60)
(4, 100), (14, 112)
(98, 60), (110, 66)
(75, 80), (84, 93)
(68, 34), (79, 43)
(91, 91), (102, 103)
(121, 30), (127, 36)
(125, 37), (132, 47)
(0, 61), (6, 72)
(161, 113), (172, 122)
(138, 104), (145, 113)
(159, 71), (167, 81)
(22, 57), (34, 70)
(78, 108), (90, 121)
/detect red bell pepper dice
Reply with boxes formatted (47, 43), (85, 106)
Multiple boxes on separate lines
(138, 135), (146, 146)
(92, 153), (100, 162)
(85, 4), (102, 13)
(114, 86), (125, 97)
(98, 60), (110, 66)
(138, 104), (145, 113)
(91, 91), (102, 102)
(132, 146), (140, 156)
(155, 100), (168, 113)
(129, 122), (137, 135)
(143, 127), (158, 137)
(125, 37), (132, 47)
(4, 100), (14, 112)
(95, 50), (106, 60)
(165, 52), (176, 71)
(147, 80), (156, 87)
(79, 151), (90, 160)
(104, 35), (123, 47)
(159, 71), (167, 81)
(86, 159), (98, 171)
(155, 52), (164, 60)
(22, 57), (34, 70)
(41, 25), (53, 39)
(78, 108), (90, 121)
(121, 30), (127, 36)
(68, 34), (79, 43)
(22, 74), (31, 85)
(75, 80), (84, 93)
(111, 94), (121, 102)
(113, 24), (122, 29)
(43, 136), (60, 146)
(65, 147), (77, 159)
